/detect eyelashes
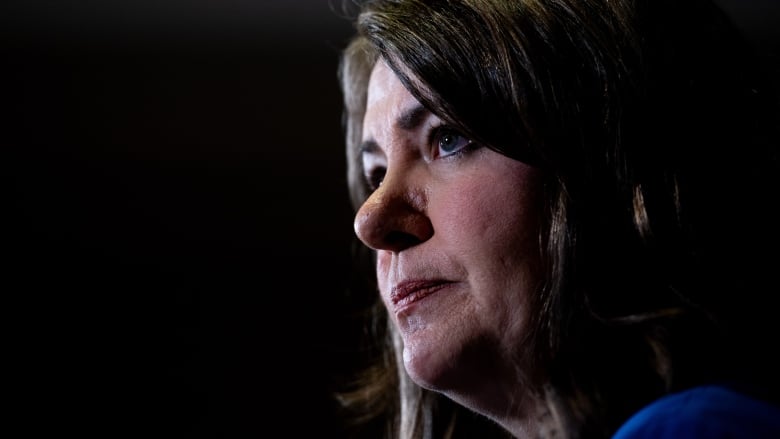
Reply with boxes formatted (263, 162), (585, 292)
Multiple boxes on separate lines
(362, 124), (479, 192)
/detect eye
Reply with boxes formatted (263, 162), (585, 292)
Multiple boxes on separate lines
(361, 148), (387, 192)
(364, 166), (386, 191)
(431, 126), (475, 158)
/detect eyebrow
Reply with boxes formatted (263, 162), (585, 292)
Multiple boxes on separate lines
(359, 139), (380, 155)
(395, 103), (429, 131)
(359, 103), (430, 155)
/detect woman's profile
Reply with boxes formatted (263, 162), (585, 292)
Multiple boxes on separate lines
(336, 0), (780, 437)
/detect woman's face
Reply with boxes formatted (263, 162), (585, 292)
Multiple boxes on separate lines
(355, 60), (543, 401)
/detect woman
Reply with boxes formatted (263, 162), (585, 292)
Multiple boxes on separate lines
(336, 0), (780, 437)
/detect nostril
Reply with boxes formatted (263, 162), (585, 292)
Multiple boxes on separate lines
(384, 230), (423, 251)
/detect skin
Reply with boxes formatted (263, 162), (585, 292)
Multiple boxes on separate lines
(354, 60), (548, 436)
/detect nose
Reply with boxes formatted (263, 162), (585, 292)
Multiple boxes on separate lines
(353, 175), (433, 253)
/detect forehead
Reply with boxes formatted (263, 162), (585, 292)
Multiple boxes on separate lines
(366, 61), (398, 106)
(364, 61), (420, 126)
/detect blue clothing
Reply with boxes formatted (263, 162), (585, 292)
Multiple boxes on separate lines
(612, 384), (780, 438)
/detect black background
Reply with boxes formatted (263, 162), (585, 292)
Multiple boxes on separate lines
(3, 1), (777, 437)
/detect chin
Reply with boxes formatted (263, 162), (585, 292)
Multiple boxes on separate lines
(403, 343), (473, 392)
(402, 346), (438, 389)
(402, 331), (496, 393)
(401, 335), (458, 391)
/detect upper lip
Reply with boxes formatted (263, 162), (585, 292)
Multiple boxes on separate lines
(390, 279), (451, 305)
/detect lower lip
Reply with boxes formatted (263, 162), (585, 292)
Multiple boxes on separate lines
(393, 283), (451, 314)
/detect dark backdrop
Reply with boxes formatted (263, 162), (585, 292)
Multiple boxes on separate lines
(3, 1), (777, 438)
(4, 1), (362, 437)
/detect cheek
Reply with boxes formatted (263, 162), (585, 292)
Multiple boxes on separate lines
(435, 171), (538, 251)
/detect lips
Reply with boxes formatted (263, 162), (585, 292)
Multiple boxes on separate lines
(390, 280), (451, 309)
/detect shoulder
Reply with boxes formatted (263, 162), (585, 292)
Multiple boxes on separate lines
(612, 384), (780, 439)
